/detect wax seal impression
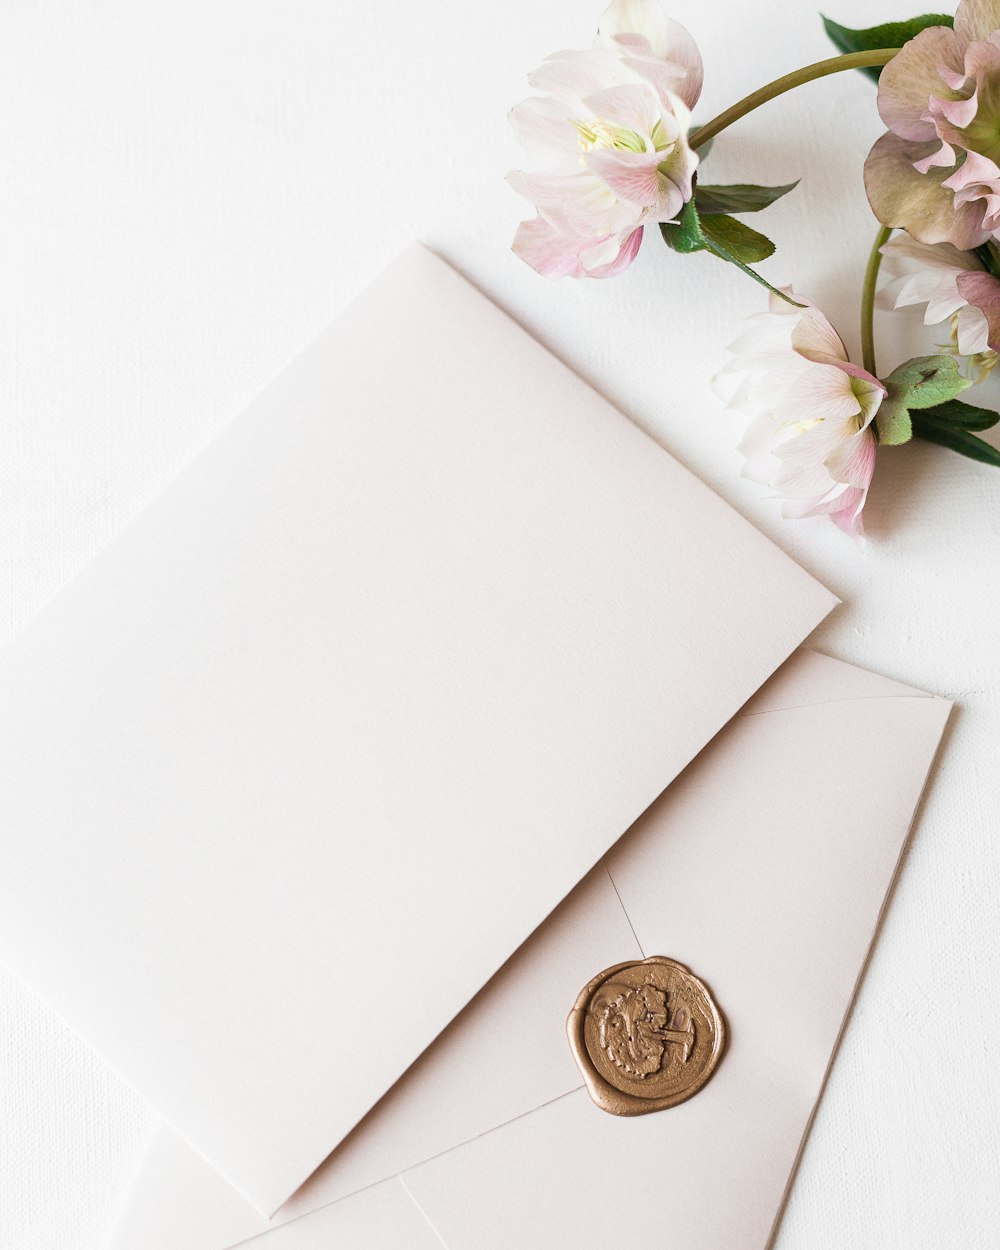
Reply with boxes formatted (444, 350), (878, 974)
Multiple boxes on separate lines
(568, 955), (726, 1115)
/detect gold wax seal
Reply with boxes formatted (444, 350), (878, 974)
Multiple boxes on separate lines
(567, 955), (726, 1116)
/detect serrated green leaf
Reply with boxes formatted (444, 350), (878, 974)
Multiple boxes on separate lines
(883, 354), (971, 408)
(875, 396), (913, 446)
(659, 196), (707, 255)
(701, 214), (776, 264)
(919, 397), (1000, 430)
(694, 181), (800, 216)
(911, 413), (1000, 465)
(821, 13), (953, 82)
(659, 197), (802, 306)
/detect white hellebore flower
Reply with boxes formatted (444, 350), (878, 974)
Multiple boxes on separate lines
(718, 293), (886, 539)
(507, 0), (703, 278)
(879, 233), (1000, 357)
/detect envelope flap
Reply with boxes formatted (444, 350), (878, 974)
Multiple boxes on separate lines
(740, 648), (934, 715)
(395, 677), (951, 1249)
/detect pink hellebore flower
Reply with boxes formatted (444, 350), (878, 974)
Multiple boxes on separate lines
(508, 0), (703, 278)
(879, 233), (1000, 353)
(717, 294), (886, 539)
(865, 0), (1000, 248)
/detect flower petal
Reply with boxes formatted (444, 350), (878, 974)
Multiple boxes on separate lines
(955, 0), (1000, 45)
(956, 300), (992, 351)
(774, 364), (862, 428)
(876, 25), (964, 142)
(790, 306), (849, 365)
(955, 268), (1000, 347)
(587, 143), (691, 219)
(880, 233), (980, 270)
(587, 225), (644, 276)
(581, 83), (659, 136)
(829, 486), (870, 540)
(508, 96), (581, 173)
(511, 218), (643, 279)
(864, 131), (992, 247)
(825, 425), (878, 489)
(527, 47), (628, 104)
(587, 147), (664, 205)
(512, 218), (587, 278)
(597, 0), (703, 107)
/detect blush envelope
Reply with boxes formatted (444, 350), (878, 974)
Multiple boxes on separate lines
(110, 651), (951, 1250)
(0, 245), (834, 1216)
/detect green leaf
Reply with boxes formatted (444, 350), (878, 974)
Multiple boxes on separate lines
(876, 357), (973, 446)
(883, 354), (971, 408)
(701, 214), (775, 264)
(694, 181), (800, 216)
(821, 13), (953, 82)
(659, 195), (709, 255)
(874, 397), (913, 446)
(911, 413), (1000, 465)
(660, 196), (802, 305)
(918, 397), (1000, 430)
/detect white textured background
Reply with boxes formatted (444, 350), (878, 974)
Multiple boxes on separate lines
(0, 0), (998, 1246)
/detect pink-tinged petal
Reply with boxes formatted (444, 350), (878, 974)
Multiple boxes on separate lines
(864, 131), (993, 247)
(825, 426), (878, 489)
(586, 225), (644, 276)
(790, 305), (849, 364)
(877, 26), (965, 141)
(616, 50), (695, 111)
(935, 89), (980, 128)
(508, 96), (581, 173)
(942, 147), (1000, 191)
(725, 294), (881, 539)
(956, 268), (1000, 347)
(780, 482), (849, 518)
(651, 175), (686, 223)
(955, 0), (1000, 45)
(956, 300), (992, 351)
(511, 218), (642, 279)
(588, 147), (665, 206)
(512, 218), (586, 278)
(581, 83), (658, 135)
(653, 139), (697, 210)
(506, 169), (639, 239)
(527, 47), (629, 104)
(774, 365), (862, 428)
(924, 283), (970, 321)
(773, 453), (849, 505)
(880, 233), (980, 270)
(829, 486), (869, 540)
(939, 64), (972, 90)
(597, 1), (703, 107)
(913, 137), (958, 172)
(791, 313), (885, 391)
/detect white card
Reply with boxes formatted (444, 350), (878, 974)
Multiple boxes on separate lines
(0, 245), (833, 1215)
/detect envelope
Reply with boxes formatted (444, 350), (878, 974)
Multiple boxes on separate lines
(110, 649), (951, 1250)
(0, 245), (834, 1217)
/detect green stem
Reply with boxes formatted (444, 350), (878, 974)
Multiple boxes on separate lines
(861, 224), (892, 378)
(690, 49), (900, 150)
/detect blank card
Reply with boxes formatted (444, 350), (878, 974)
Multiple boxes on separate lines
(0, 245), (834, 1215)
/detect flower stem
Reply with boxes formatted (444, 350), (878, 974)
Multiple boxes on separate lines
(861, 224), (892, 378)
(690, 49), (900, 150)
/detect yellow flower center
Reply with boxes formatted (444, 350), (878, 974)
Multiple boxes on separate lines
(575, 119), (646, 153)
